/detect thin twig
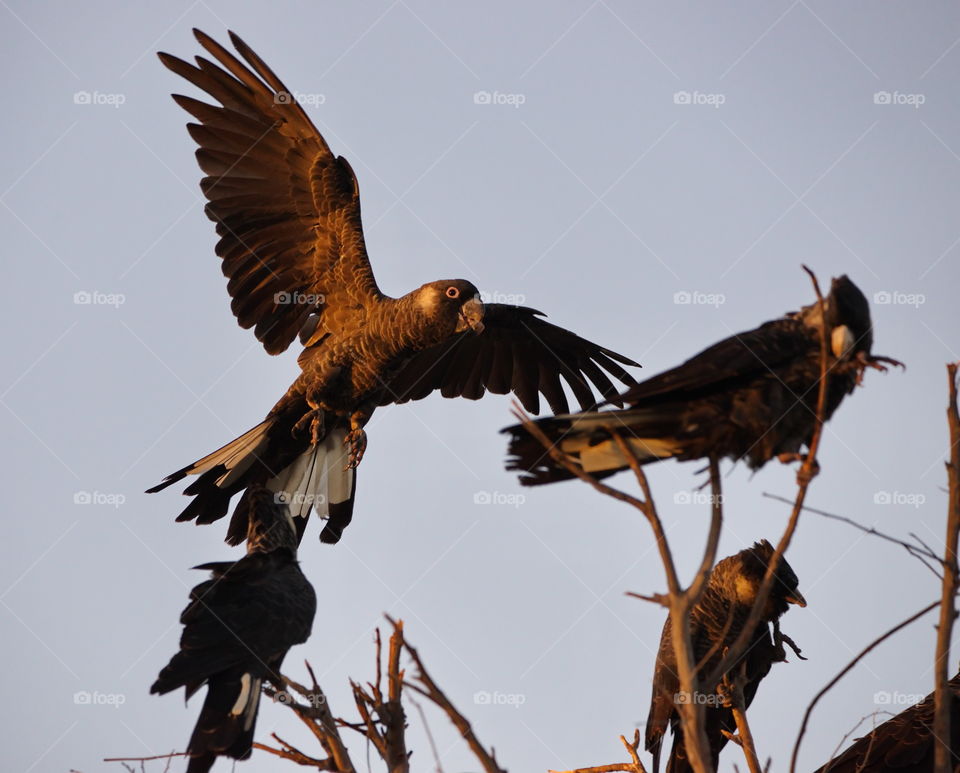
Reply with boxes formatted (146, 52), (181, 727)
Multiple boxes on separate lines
(389, 616), (506, 773)
(549, 731), (647, 773)
(761, 492), (943, 578)
(254, 734), (335, 769)
(409, 695), (445, 773)
(789, 600), (939, 772)
(104, 754), (188, 764)
(816, 710), (894, 773)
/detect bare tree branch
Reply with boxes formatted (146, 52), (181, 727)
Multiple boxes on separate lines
(721, 663), (762, 773)
(761, 492), (943, 578)
(394, 615), (505, 773)
(254, 733), (337, 769)
(934, 362), (960, 773)
(789, 600), (939, 773)
(104, 753), (187, 765)
(548, 730), (648, 773)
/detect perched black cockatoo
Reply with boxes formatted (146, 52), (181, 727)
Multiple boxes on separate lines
(645, 540), (806, 773)
(812, 673), (960, 773)
(147, 29), (639, 545)
(151, 488), (316, 773)
(505, 275), (901, 486)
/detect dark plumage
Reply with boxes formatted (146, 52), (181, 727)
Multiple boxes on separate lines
(505, 275), (902, 486)
(812, 674), (960, 773)
(645, 540), (806, 773)
(151, 489), (316, 773)
(147, 29), (639, 544)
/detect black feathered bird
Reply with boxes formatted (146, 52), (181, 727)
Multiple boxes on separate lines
(505, 275), (901, 486)
(811, 673), (960, 772)
(151, 488), (316, 773)
(147, 29), (638, 545)
(645, 540), (806, 773)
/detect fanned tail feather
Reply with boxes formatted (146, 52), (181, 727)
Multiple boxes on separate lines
(503, 408), (684, 485)
(148, 408), (357, 544)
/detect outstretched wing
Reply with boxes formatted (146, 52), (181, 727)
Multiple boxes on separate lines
(618, 318), (814, 407)
(380, 304), (640, 414)
(158, 29), (380, 355)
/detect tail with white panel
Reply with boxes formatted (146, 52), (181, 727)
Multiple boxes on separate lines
(147, 406), (357, 544)
(503, 407), (685, 486)
(152, 661), (263, 773)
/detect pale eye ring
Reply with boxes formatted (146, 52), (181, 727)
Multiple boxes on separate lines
(446, 286), (460, 299)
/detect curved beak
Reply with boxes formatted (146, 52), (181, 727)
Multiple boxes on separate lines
(457, 297), (485, 334)
(785, 589), (807, 608)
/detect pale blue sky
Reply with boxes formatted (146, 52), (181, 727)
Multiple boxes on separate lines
(2, 2), (959, 771)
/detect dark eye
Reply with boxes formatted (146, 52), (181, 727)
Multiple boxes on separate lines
(445, 286), (460, 299)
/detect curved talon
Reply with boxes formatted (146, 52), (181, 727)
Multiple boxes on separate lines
(855, 352), (906, 384)
(343, 428), (367, 469)
(292, 409), (324, 445)
(777, 452), (820, 485)
(796, 461), (820, 486)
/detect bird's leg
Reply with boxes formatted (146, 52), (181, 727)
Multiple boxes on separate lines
(717, 676), (735, 709)
(343, 407), (372, 469)
(853, 351), (905, 385)
(773, 620), (807, 662)
(777, 452), (820, 485)
(292, 396), (325, 445)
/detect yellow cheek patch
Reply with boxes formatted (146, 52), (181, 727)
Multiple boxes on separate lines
(415, 288), (440, 315)
(735, 575), (758, 604)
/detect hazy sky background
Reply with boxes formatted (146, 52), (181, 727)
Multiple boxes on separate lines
(3, 2), (959, 771)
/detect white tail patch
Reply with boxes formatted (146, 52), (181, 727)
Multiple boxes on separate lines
(231, 673), (253, 716)
(321, 428), (353, 507)
(568, 436), (680, 473)
(182, 421), (271, 486)
(243, 677), (262, 730)
(265, 426), (354, 523)
(228, 673), (262, 731)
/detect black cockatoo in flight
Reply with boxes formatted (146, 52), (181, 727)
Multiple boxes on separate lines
(147, 30), (639, 544)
